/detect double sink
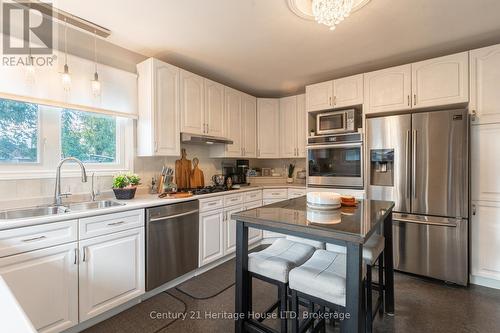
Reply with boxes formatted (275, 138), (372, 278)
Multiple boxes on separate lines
(0, 200), (124, 221)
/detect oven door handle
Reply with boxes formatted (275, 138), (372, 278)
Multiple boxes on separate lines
(307, 143), (362, 149)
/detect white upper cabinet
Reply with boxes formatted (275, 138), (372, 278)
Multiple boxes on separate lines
(137, 58), (180, 156)
(364, 64), (412, 114)
(470, 44), (500, 125)
(471, 123), (500, 202)
(204, 79), (225, 137)
(257, 98), (280, 158)
(224, 87), (242, 156)
(280, 96), (298, 158)
(279, 94), (306, 158)
(412, 52), (469, 108)
(242, 94), (257, 158)
(296, 94), (307, 158)
(180, 70), (205, 135)
(333, 74), (364, 108)
(306, 80), (333, 112)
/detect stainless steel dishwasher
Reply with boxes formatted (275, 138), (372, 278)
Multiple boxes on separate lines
(146, 200), (199, 291)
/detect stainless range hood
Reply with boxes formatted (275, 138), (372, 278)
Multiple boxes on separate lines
(181, 133), (233, 145)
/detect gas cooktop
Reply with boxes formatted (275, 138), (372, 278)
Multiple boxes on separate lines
(181, 185), (234, 196)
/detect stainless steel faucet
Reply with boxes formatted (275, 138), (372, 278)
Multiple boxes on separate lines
(54, 157), (88, 206)
(91, 173), (101, 201)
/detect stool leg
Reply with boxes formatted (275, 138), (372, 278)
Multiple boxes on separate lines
(278, 283), (288, 333)
(248, 275), (253, 313)
(378, 254), (384, 316)
(319, 305), (326, 333)
(291, 290), (299, 333)
(366, 265), (373, 333)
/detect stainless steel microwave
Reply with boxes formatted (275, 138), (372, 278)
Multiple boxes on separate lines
(316, 109), (358, 135)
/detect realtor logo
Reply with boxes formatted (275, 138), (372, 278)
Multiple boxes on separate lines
(2, 1), (53, 55)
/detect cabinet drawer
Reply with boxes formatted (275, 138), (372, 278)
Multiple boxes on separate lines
(263, 189), (288, 199)
(288, 188), (306, 199)
(79, 209), (144, 240)
(244, 190), (263, 203)
(199, 196), (224, 212)
(224, 193), (244, 207)
(0, 220), (77, 257)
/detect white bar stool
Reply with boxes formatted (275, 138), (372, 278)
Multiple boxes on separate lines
(248, 237), (319, 333)
(289, 250), (367, 333)
(326, 234), (386, 331)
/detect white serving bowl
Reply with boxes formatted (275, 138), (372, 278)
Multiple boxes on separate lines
(307, 209), (342, 225)
(307, 191), (341, 206)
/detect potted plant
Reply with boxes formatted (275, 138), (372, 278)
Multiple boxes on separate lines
(287, 162), (295, 183)
(112, 173), (141, 200)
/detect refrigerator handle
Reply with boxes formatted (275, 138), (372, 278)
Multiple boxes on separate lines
(412, 130), (417, 198)
(406, 130), (411, 198)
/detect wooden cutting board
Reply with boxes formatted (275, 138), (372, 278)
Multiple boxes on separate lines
(175, 148), (192, 190)
(190, 157), (204, 188)
(159, 192), (193, 199)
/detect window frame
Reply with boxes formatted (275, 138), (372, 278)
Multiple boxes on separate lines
(0, 100), (134, 180)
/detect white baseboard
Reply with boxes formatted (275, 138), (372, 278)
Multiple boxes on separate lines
(470, 275), (500, 290)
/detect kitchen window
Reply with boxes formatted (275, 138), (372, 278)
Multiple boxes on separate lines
(0, 97), (133, 179)
(0, 99), (39, 164)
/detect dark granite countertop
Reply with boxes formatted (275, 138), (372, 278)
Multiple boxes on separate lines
(232, 197), (395, 244)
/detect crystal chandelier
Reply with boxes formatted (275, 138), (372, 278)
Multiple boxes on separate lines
(312, 0), (354, 30)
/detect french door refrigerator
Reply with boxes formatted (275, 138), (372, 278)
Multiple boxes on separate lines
(367, 109), (469, 285)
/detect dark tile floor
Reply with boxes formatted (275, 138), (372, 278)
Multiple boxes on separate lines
(84, 259), (500, 333)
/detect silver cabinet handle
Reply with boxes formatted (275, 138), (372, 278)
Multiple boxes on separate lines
(407, 95), (410, 107)
(82, 247), (87, 262)
(406, 130), (411, 199)
(333, 96), (337, 106)
(21, 235), (46, 242)
(412, 130), (417, 198)
(413, 94), (417, 106)
(472, 204), (476, 216)
(329, 96), (332, 106)
(74, 248), (79, 265)
(471, 110), (477, 122)
(149, 209), (199, 222)
(107, 221), (125, 226)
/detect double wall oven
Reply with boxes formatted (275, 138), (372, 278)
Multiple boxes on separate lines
(307, 132), (363, 189)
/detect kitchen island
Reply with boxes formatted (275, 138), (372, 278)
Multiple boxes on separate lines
(232, 196), (395, 333)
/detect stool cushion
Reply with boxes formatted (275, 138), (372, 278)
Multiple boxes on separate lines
(286, 235), (325, 249)
(248, 238), (315, 283)
(289, 250), (349, 306)
(326, 234), (385, 265)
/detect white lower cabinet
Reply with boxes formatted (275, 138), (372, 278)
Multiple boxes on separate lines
(79, 227), (145, 321)
(288, 188), (307, 199)
(471, 201), (500, 287)
(199, 209), (224, 266)
(223, 204), (244, 255)
(244, 200), (264, 244)
(0, 243), (78, 333)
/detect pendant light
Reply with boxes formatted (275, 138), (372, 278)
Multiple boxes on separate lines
(91, 30), (101, 96)
(61, 18), (71, 91)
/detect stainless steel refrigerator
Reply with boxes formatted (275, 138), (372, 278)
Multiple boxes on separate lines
(367, 109), (469, 285)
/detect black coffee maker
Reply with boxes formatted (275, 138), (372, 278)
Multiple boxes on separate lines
(222, 160), (249, 185)
(236, 159), (249, 185)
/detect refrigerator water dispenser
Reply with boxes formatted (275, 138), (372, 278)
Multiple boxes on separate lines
(370, 149), (394, 186)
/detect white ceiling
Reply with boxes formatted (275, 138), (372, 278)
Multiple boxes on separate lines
(56, 0), (500, 97)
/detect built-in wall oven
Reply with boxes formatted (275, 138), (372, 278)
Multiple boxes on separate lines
(307, 133), (363, 188)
